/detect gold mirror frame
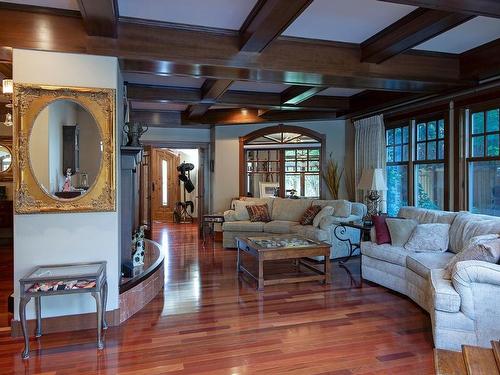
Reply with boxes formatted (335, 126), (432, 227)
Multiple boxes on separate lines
(0, 136), (13, 182)
(13, 83), (116, 214)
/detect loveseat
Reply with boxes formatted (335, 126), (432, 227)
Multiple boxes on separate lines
(222, 197), (367, 259)
(361, 206), (500, 351)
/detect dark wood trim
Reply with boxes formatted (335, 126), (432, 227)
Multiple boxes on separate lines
(378, 0), (500, 18)
(129, 110), (211, 129)
(361, 8), (473, 64)
(460, 38), (500, 81)
(11, 309), (120, 337)
(0, 1), (81, 17)
(0, 62), (12, 78)
(239, 0), (313, 52)
(187, 79), (233, 118)
(77, 0), (118, 37)
(281, 86), (326, 105)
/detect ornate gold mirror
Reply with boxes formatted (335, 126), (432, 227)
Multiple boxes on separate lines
(0, 136), (13, 182)
(14, 84), (116, 213)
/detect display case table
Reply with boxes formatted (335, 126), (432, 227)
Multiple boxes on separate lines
(18, 261), (107, 359)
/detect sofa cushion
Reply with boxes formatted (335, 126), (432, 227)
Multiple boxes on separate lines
(361, 242), (413, 266)
(247, 204), (271, 222)
(272, 198), (312, 222)
(292, 225), (330, 243)
(449, 212), (500, 253)
(313, 206), (334, 227)
(240, 197), (276, 213)
(405, 223), (450, 253)
(373, 215), (391, 245)
(264, 220), (298, 234)
(386, 218), (417, 247)
(398, 207), (458, 225)
(430, 269), (461, 313)
(313, 199), (352, 218)
(406, 252), (455, 278)
(234, 200), (257, 221)
(223, 220), (265, 232)
(300, 205), (322, 225)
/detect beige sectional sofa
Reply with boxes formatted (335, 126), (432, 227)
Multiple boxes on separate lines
(222, 197), (367, 259)
(361, 207), (500, 351)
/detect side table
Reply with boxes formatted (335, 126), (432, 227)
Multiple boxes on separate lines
(18, 261), (107, 359)
(202, 213), (224, 244)
(333, 221), (373, 264)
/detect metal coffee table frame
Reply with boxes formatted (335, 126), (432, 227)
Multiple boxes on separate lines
(18, 261), (108, 359)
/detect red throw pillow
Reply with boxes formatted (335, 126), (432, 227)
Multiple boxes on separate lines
(246, 204), (271, 222)
(372, 215), (391, 245)
(300, 205), (322, 225)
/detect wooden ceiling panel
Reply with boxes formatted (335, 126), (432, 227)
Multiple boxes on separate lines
(77, 0), (118, 37)
(378, 0), (500, 18)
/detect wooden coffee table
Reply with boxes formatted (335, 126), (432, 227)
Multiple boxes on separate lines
(236, 235), (331, 290)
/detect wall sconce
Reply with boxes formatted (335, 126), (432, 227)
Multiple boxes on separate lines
(2, 79), (13, 94)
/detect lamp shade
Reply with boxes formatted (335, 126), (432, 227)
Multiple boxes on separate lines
(357, 168), (387, 191)
(2, 79), (13, 94)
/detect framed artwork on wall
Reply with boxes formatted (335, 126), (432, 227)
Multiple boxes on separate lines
(259, 182), (279, 198)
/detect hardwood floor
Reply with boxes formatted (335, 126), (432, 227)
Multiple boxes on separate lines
(0, 223), (435, 374)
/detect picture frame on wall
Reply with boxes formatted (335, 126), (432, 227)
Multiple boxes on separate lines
(259, 182), (279, 198)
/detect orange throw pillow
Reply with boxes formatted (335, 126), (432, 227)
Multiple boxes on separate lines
(300, 205), (322, 225)
(246, 204), (271, 222)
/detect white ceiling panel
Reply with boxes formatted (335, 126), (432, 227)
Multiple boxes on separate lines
(131, 101), (188, 111)
(118, 0), (258, 30)
(283, 0), (416, 43)
(123, 73), (204, 88)
(229, 81), (289, 93)
(319, 87), (364, 97)
(0, 0), (78, 10)
(414, 17), (500, 54)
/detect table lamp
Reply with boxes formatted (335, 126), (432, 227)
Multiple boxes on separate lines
(358, 168), (387, 220)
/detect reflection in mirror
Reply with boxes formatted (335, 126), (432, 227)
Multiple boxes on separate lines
(29, 99), (102, 199)
(0, 145), (11, 172)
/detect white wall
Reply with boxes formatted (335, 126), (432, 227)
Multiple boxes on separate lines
(13, 49), (120, 320)
(213, 120), (349, 212)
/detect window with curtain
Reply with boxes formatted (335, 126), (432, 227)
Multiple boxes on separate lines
(414, 118), (446, 210)
(242, 128), (323, 198)
(386, 125), (409, 216)
(467, 107), (500, 216)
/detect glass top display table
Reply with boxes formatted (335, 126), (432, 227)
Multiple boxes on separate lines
(18, 261), (107, 359)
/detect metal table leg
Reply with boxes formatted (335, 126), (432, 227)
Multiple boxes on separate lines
(101, 281), (108, 330)
(91, 291), (104, 350)
(35, 296), (42, 338)
(19, 296), (31, 359)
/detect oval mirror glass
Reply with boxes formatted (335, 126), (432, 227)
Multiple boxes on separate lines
(0, 145), (11, 172)
(29, 99), (102, 199)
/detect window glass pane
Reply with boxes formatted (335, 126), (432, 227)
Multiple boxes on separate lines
(304, 174), (320, 198)
(297, 149), (307, 158)
(257, 150), (269, 160)
(308, 160), (320, 172)
(427, 121), (437, 140)
(386, 129), (394, 145)
(486, 109), (500, 132)
(285, 174), (301, 196)
(417, 143), (426, 160)
(247, 162), (253, 172)
(394, 145), (402, 162)
(308, 149), (320, 159)
(438, 140), (445, 160)
(402, 126), (409, 143)
(285, 149), (295, 159)
(387, 146), (394, 163)
(394, 127), (402, 145)
(472, 112), (485, 134)
(472, 136), (485, 157)
(427, 141), (436, 160)
(415, 163), (445, 210)
(297, 160), (307, 171)
(469, 160), (500, 216)
(402, 145), (409, 162)
(387, 165), (408, 217)
(486, 134), (500, 157)
(161, 160), (168, 206)
(417, 123), (426, 141)
(285, 161), (295, 172)
(438, 120), (445, 139)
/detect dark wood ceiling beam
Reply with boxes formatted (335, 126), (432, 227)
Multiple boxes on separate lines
(0, 8), (472, 92)
(0, 62), (12, 78)
(77, 0), (118, 37)
(361, 8), (473, 63)
(187, 103), (212, 118)
(130, 109), (210, 129)
(187, 78), (233, 118)
(460, 38), (500, 81)
(378, 0), (500, 18)
(239, 0), (312, 52)
(126, 84), (201, 103)
(281, 86), (326, 105)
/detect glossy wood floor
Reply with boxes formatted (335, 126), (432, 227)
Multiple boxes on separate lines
(0, 224), (435, 374)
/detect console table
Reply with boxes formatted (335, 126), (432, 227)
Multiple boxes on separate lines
(18, 261), (107, 359)
(202, 213), (224, 244)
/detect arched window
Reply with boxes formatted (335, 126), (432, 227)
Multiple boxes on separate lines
(239, 124), (325, 198)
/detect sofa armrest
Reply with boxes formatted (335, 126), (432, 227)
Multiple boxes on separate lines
(351, 202), (367, 218)
(223, 210), (237, 222)
(452, 260), (500, 318)
(429, 269), (461, 313)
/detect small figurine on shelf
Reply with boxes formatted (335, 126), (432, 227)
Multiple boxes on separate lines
(62, 168), (73, 192)
(131, 225), (146, 267)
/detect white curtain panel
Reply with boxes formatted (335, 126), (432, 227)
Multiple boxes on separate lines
(354, 114), (387, 208)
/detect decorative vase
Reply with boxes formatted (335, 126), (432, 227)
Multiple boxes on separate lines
(123, 122), (148, 147)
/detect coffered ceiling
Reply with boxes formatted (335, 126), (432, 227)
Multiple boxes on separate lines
(0, 0), (499, 127)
